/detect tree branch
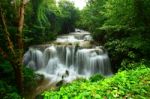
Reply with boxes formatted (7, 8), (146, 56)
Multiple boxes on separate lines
(0, 7), (16, 56)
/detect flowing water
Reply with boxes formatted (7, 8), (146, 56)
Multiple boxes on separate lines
(23, 30), (112, 84)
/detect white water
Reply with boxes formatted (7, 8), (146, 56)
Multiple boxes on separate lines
(23, 30), (112, 83)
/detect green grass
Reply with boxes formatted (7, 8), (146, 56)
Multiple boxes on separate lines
(42, 66), (150, 99)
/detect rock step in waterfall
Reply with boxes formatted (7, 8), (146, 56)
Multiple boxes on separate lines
(23, 29), (112, 83)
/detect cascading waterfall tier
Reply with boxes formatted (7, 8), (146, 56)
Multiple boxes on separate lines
(23, 30), (112, 83)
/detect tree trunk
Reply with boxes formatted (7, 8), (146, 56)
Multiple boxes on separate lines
(0, 0), (29, 95)
(15, 0), (28, 94)
(13, 61), (24, 94)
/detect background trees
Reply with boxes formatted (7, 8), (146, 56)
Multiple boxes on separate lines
(24, 0), (80, 47)
(58, 0), (79, 34)
(77, 0), (106, 32)
(78, 0), (150, 71)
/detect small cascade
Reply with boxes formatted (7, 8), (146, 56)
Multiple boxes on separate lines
(23, 30), (112, 83)
(24, 48), (44, 70)
(43, 46), (57, 66)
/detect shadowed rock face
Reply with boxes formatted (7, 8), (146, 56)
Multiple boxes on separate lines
(23, 30), (112, 83)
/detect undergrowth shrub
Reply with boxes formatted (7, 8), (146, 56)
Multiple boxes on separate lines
(89, 74), (104, 82)
(0, 55), (38, 98)
(23, 67), (37, 94)
(42, 66), (150, 99)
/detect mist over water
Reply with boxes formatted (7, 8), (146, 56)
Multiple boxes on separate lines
(23, 30), (112, 83)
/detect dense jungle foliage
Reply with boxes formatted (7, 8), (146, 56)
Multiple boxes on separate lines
(77, 0), (150, 72)
(0, 0), (150, 98)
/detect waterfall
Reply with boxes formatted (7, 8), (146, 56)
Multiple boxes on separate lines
(23, 30), (112, 83)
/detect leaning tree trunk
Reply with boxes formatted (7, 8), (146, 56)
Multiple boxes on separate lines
(15, 0), (28, 94)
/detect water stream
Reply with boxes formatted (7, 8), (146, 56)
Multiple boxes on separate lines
(23, 30), (112, 84)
